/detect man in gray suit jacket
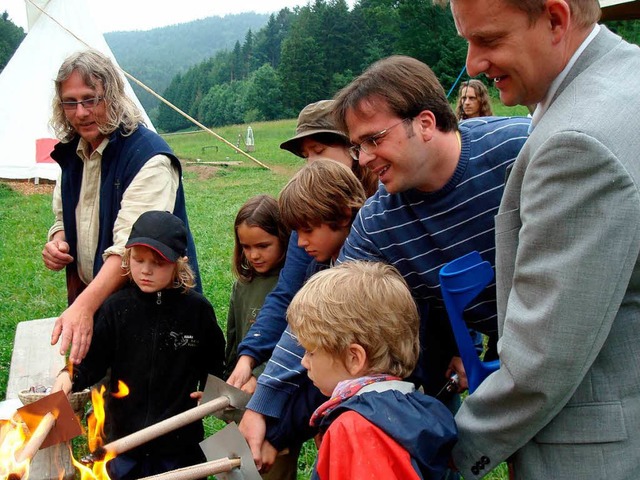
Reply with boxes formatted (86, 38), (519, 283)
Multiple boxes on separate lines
(435, 0), (640, 478)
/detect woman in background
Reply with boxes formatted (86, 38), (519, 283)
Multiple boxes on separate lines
(455, 79), (493, 120)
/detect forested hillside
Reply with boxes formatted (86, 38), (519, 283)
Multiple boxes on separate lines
(2, 2), (639, 133)
(105, 13), (270, 114)
(0, 11), (25, 72)
(156, 0), (469, 132)
(156, 0), (640, 133)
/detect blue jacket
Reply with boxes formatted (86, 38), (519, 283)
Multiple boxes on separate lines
(51, 125), (201, 291)
(312, 382), (457, 480)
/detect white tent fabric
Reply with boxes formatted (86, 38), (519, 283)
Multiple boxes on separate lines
(600, 0), (635, 8)
(0, 0), (153, 181)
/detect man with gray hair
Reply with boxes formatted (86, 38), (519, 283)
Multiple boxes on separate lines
(43, 49), (200, 364)
(436, 0), (640, 478)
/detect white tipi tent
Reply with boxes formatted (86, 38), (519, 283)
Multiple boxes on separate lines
(0, 0), (153, 181)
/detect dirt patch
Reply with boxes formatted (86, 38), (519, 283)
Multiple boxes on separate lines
(2, 180), (55, 196)
(182, 162), (222, 180)
(1, 158), (247, 193)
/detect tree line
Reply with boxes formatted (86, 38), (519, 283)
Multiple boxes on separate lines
(156, 0), (469, 132)
(0, 11), (25, 72)
(105, 13), (270, 114)
(155, 0), (640, 133)
(2, 2), (638, 134)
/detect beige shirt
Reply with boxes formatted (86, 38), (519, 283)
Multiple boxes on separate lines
(48, 137), (179, 285)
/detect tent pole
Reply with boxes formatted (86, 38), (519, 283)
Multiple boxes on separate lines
(123, 74), (270, 169)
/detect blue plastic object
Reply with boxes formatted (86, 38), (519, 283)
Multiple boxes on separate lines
(439, 251), (500, 393)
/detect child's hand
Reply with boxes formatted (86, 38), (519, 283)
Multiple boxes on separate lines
(239, 409), (267, 470)
(190, 391), (203, 403)
(241, 375), (257, 395)
(52, 371), (72, 396)
(227, 356), (256, 389)
(259, 440), (279, 473)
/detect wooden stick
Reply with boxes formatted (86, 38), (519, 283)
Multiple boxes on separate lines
(102, 396), (229, 457)
(14, 412), (56, 463)
(124, 75), (272, 170)
(137, 457), (242, 480)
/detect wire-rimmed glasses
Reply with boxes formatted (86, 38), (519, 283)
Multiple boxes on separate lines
(60, 96), (104, 112)
(348, 118), (410, 161)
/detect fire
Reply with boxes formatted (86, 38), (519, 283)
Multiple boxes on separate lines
(112, 381), (129, 399)
(0, 418), (30, 479)
(72, 381), (129, 480)
(87, 386), (107, 453)
(71, 449), (114, 480)
(0, 378), (131, 480)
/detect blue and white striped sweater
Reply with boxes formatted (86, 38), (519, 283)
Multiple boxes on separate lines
(344, 117), (529, 337)
(249, 116), (531, 419)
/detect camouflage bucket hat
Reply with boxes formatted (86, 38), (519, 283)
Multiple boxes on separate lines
(280, 100), (349, 157)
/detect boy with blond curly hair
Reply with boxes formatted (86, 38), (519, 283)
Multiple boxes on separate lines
(289, 261), (457, 479)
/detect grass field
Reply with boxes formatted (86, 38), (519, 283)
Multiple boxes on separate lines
(0, 100), (525, 478)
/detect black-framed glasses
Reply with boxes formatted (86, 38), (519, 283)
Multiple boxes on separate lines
(60, 96), (104, 112)
(348, 118), (410, 161)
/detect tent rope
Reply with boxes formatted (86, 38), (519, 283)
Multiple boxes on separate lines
(25, 0), (270, 170)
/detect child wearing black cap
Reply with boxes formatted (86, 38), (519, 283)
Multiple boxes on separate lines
(54, 211), (225, 480)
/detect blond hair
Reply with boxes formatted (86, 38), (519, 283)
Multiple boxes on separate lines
(279, 159), (366, 231)
(121, 247), (196, 292)
(50, 49), (144, 142)
(288, 261), (420, 378)
(433, 0), (600, 28)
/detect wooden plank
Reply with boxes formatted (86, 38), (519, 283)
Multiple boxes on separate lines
(7, 318), (75, 480)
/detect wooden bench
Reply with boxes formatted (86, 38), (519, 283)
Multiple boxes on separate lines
(6, 318), (75, 480)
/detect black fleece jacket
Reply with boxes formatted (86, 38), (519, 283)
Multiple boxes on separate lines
(72, 283), (225, 457)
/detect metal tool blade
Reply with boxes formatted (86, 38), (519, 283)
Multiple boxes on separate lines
(199, 422), (261, 480)
(17, 390), (83, 449)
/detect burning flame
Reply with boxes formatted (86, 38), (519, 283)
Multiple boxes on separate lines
(72, 381), (129, 480)
(0, 378), (131, 480)
(0, 419), (30, 479)
(87, 385), (107, 453)
(71, 450), (113, 480)
(112, 381), (129, 399)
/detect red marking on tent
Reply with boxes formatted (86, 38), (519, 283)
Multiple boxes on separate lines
(36, 138), (59, 164)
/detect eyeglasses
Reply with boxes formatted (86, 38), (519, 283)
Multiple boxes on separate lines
(348, 118), (410, 161)
(60, 96), (104, 112)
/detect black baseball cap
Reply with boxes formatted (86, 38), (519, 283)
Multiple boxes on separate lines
(125, 211), (187, 262)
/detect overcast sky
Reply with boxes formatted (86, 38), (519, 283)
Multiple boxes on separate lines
(3, 0), (355, 33)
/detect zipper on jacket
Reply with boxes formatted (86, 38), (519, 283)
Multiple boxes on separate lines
(156, 291), (162, 305)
